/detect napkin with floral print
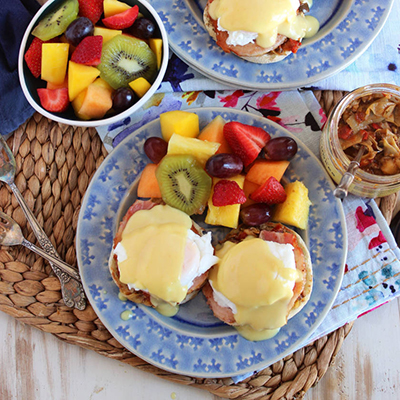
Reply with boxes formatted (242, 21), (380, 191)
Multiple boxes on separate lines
(96, 88), (400, 379)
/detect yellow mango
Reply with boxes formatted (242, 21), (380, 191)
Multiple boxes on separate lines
(68, 61), (100, 101)
(71, 89), (90, 120)
(129, 77), (151, 98)
(103, 0), (131, 17)
(167, 133), (220, 167)
(272, 181), (312, 230)
(149, 38), (163, 69)
(41, 43), (69, 84)
(198, 115), (232, 154)
(160, 110), (200, 141)
(205, 175), (245, 229)
(93, 26), (122, 43)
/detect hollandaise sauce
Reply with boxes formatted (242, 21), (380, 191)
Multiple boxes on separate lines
(209, 0), (319, 48)
(211, 237), (301, 341)
(115, 205), (192, 316)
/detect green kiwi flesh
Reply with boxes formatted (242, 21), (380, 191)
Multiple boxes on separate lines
(32, 0), (79, 41)
(98, 35), (157, 90)
(156, 155), (212, 216)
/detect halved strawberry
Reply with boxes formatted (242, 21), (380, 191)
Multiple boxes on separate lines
(24, 38), (44, 78)
(224, 122), (270, 167)
(37, 88), (69, 113)
(250, 176), (286, 204)
(212, 180), (247, 207)
(78, 0), (103, 24)
(71, 36), (103, 66)
(102, 5), (139, 29)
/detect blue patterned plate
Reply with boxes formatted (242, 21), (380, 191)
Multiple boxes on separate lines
(76, 108), (347, 378)
(148, 0), (394, 89)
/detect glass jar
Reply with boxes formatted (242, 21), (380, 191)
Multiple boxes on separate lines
(320, 83), (400, 198)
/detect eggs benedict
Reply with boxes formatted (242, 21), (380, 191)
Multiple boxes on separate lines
(203, 222), (313, 341)
(109, 200), (219, 316)
(203, 0), (319, 64)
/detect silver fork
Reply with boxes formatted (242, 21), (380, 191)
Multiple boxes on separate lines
(0, 136), (86, 310)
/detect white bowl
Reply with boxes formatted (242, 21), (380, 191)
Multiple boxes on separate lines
(18, 0), (169, 127)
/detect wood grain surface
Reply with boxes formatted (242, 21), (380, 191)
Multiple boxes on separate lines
(2, 296), (400, 400)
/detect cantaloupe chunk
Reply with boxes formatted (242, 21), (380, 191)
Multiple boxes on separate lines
(93, 26), (122, 43)
(71, 89), (90, 120)
(272, 181), (312, 230)
(103, 0), (131, 18)
(167, 133), (220, 167)
(137, 164), (162, 198)
(149, 38), (163, 69)
(242, 179), (259, 207)
(41, 43), (69, 84)
(160, 110), (199, 141)
(129, 77), (151, 98)
(205, 175), (246, 229)
(246, 160), (290, 186)
(198, 116), (232, 154)
(68, 61), (100, 101)
(78, 84), (113, 119)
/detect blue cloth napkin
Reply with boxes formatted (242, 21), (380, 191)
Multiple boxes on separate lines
(0, 0), (39, 136)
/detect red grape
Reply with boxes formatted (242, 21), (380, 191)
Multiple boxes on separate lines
(144, 137), (168, 163)
(65, 17), (94, 47)
(205, 153), (243, 178)
(130, 18), (156, 39)
(264, 137), (298, 160)
(240, 203), (272, 226)
(112, 87), (137, 112)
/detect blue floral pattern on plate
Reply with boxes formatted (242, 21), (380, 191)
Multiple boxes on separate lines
(147, 0), (394, 89)
(76, 108), (347, 378)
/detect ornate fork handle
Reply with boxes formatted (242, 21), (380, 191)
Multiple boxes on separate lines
(9, 181), (87, 310)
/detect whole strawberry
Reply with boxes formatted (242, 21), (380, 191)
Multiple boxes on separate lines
(250, 176), (287, 204)
(212, 180), (247, 207)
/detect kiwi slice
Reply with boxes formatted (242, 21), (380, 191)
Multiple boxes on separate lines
(32, 0), (79, 41)
(156, 155), (212, 216)
(98, 35), (157, 90)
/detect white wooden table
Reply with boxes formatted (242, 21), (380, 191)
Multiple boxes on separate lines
(2, 295), (400, 400)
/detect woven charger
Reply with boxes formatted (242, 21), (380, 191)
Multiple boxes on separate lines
(0, 91), (397, 399)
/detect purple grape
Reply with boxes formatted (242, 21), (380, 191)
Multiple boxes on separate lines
(112, 87), (137, 112)
(130, 18), (156, 39)
(144, 137), (168, 163)
(65, 17), (94, 47)
(264, 137), (298, 160)
(205, 153), (243, 178)
(240, 203), (272, 226)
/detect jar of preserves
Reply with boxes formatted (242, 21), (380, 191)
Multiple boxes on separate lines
(320, 83), (400, 198)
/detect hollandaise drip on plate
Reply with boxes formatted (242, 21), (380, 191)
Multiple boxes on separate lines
(113, 204), (218, 316)
(208, 0), (319, 49)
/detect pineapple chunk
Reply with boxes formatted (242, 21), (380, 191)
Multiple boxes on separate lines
(205, 175), (245, 229)
(93, 26), (122, 43)
(272, 181), (311, 230)
(41, 43), (69, 85)
(160, 110), (200, 141)
(167, 133), (220, 166)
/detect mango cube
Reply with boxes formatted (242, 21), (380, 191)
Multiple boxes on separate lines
(272, 181), (312, 230)
(160, 110), (200, 141)
(68, 61), (100, 101)
(167, 133), (220, 166)
(93, 26), (122, 43)
(198, 115), (232, 154)
(41, 43), (69, 85)
(103, 0), (131, 17)
(149, 38), (163, 69)
(129, 77), (151, 98)
(205, 175), (245, 229)
(71, 90), (90, 120)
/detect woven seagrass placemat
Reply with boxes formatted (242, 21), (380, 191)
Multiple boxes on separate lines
(0, 90), (398, 400)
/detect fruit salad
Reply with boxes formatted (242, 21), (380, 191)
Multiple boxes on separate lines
(137, 111), (312, 230)
(23, 0), (164, 120)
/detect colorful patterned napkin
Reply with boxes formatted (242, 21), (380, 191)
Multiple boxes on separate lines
(96, 89), (400, 379)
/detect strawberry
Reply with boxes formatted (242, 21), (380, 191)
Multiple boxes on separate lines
(250, 176), (287, 204)
(224, 122), (271, 166)
(71, 36), (103, 66)
(24, 38), (44, 78)
(212, 180), (247, 207)
(102, 5), (139, 29)
(78, 0), (103, 24)
(37, 88), (69, 113)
